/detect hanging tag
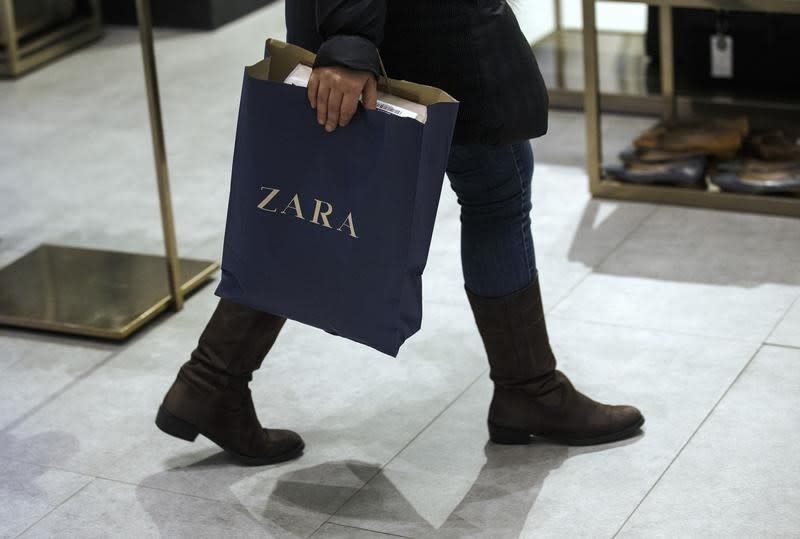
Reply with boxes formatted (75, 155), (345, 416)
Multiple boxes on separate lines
(711, 34), (734, 79)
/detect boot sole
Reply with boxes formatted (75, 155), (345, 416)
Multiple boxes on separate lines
(155, 405), (304, 466)
(488, 416), (645, 446)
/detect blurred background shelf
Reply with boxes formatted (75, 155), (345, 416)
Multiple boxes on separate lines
(533, 26), (800, 116)
(0, 0), (103, 77)
(580, 0), (800, 218)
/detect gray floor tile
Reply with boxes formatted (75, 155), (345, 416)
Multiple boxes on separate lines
(0, 333), (115, 429)
(0, 288), (222, 474)
(2, 4), (795, 538)
(312, 523), (406, 538)
(329, 318), (760, 538)
(18, 477), (319, 539)
(767, 298), (800, 349)
(0, 458), (92, 538)
(102, 296), (487, 500)
(619, 345), (800, 538)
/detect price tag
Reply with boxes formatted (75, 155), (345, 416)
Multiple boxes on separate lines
(711, 34), (734, 79)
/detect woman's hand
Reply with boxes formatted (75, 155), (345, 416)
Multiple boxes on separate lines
(308, 66), (378, 132)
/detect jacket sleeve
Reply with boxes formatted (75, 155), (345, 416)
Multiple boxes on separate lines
(313, 0), (387, 78)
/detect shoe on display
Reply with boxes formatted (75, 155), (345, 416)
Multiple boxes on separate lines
(710, 159), (800, 194)
(619, 146), (706, 164)
(748, 130), (800, 161)
(634, 116), (749, 158)
(606, 150), (707, 186)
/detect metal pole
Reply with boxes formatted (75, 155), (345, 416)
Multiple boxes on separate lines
(554, 0), (566, 89)
(554, 0), (562, 33)
(135, 0), (184, 310)
(659, 4), (676, 120)
(1, 0), (20, 75)
(582, 0), (603, 191)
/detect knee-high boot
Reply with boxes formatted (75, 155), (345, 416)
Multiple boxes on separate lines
(155, 299), (304, 465)
(467, 276), (644, 446)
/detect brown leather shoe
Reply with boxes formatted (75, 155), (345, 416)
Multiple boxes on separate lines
(467, 277), (644, 446)
(156, 299), (304, 465)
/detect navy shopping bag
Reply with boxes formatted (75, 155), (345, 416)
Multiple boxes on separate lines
(215, 39), (459, 357)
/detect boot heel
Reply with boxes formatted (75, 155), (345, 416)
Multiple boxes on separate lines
(488, 421), (533, 445)
(156, 406), (199, 442)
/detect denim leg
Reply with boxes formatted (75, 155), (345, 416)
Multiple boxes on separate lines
(446, 141), (536, 298)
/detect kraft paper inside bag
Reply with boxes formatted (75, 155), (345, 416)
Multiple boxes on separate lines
(216, 39), (459, 357)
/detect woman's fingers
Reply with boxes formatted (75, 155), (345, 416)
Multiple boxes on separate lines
(339, 92), (360, 126)
(362, 76), (378, 110)
(325, 89), (344, 132)
(308, 67), (378, 131)
(307, 72), (319, 110)
(316, 82), (330, 126)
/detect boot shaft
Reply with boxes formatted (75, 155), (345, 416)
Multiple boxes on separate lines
(193, 298), (286, 377)
(466, 277), (556, 386)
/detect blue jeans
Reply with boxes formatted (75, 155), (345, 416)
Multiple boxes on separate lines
(446, 141), (536, 298)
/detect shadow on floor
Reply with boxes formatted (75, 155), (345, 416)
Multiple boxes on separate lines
(135, 431), (643, 538)
(566, 198), (800, 288)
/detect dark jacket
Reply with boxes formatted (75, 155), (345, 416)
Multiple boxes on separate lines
(285, 0), (549, 145)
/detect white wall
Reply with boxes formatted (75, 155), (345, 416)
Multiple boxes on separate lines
(511, 0), (647, 42)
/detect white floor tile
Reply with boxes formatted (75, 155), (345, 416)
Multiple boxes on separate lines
(767, 298), (800, 349)
(619, 345), (800, 537)
(0, 458), (92, 538)
(329, 319), (760, 538)
(531, 162), (655, 308)
(552, 273), (796, 342)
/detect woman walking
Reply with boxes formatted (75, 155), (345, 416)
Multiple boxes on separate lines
(154, 0), (644, 465)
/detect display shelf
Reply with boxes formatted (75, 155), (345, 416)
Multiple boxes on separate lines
(533, 28), (662, 114)
(582, 0), (800, 218)
(532, 26), (800, 115)
(0, 0), (103, 77)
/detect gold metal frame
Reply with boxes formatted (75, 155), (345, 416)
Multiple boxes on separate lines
(533, 0), (664, 114)
(0, 0), (219, 339)
(582, 0), (800, 218)
(0, 0), (104, 77)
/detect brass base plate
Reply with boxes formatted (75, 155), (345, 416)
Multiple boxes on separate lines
(0, 245), (219, 339)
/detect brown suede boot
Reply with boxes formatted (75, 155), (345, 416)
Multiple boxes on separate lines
(155, 298), (304, 465)
(467, 276), (644, 446)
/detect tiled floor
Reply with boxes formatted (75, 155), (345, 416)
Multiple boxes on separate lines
(2, 3), (799, 538)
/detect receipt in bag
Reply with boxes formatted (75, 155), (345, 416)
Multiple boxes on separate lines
(284, 63), (428, 124)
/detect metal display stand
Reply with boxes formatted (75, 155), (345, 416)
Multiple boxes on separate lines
(582, 0), (800, 218)
(0, 0), (219, 339)
(0, 0), (104, 77)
